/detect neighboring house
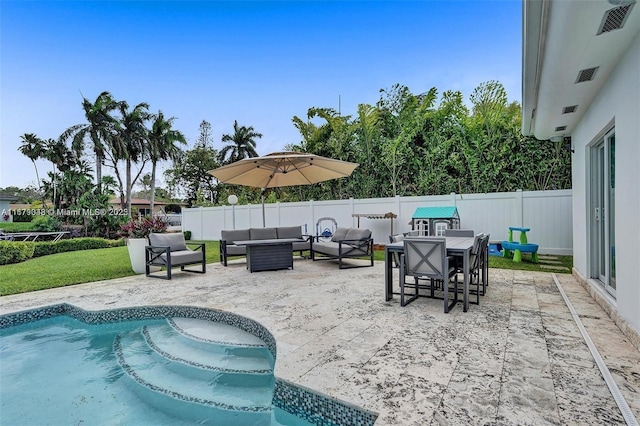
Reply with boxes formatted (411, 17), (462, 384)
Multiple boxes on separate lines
(108, 198), (181, 217)
(0, 195), (18, 222)
(522, 0), (639, 344)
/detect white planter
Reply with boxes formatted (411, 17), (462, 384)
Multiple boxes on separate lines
(127, 238), (159, 274)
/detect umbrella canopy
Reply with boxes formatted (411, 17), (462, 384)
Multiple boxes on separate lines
(209, 152), (359, 226)
(209, 151), (359, 189)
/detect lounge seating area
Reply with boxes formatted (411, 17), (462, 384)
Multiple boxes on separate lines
(145, 232), (206, 280)
(219, 226), (311, 266)
(311, 227), (374, 269)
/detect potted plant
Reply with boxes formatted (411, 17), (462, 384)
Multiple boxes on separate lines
(118, 216), (168, 274)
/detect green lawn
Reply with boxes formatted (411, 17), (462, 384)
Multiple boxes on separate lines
(0, 222), (34, 232)
(0, 241), (572, 297)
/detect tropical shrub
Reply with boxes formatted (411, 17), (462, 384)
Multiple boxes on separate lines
(31, 215), (61, 232)
(117, 216), (168, 239)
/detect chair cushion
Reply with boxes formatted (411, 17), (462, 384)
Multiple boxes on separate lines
(149, 233), (187, 251)
(221, 229), (250, 242)
(313, 242), (341, 257)
(277, 226), (302, 239)
(160, 250), (203, 265)
(250, 227), (277, 240)
(345, 228), (371, 241)
(331, 227), (349, 242)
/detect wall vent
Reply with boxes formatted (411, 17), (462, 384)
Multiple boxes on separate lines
(562, 105), (578, 114)
(598, 4), (635, 34)
(555, 125), (567, 132)
(576, 67), (599, 83)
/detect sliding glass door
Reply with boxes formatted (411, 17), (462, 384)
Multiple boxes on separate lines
(590, 129), (616, 295)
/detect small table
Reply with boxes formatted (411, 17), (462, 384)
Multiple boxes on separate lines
(384, 236), (475, 312)
(233, 239), (302, 272)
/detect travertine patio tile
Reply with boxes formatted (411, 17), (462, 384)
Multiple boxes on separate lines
(1, 260), (638, 425)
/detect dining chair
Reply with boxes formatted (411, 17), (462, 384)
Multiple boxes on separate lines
(445, 229), (475, 271)
(477, 233), (490, 294)
(389, 233), (405, 267)
(461, 233), (490, 304)
(399, 237), (459, 312)
(444, 229), (475, 237)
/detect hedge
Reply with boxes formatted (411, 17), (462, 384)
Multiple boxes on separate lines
(0, 241), (36, 265)
(0, 238), (125, 265)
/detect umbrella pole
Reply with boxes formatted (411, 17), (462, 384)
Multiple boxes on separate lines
(261, 188), (266, 227)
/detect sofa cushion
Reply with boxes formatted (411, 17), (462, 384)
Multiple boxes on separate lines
(149, 233), (187, 251)
(345, 228), (371, 241)
(277, 226), (303, 239)
(331, 227), (349, 242)
(250, 227), (277, 240)
(292, 240), (310, 252)
(225, 245), (247, 256)
(221, 229), (250, 243)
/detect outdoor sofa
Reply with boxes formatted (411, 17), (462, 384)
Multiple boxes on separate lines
(311, 227), (374, 269)
(145, 232), (206, 280)
(219, 226), (311, 266)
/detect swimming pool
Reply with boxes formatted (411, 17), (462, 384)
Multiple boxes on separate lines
(0, 304), (377, 426)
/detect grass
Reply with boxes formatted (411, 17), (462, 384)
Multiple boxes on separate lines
(0, 222), (34, 232)
(0, 241), (572, 297)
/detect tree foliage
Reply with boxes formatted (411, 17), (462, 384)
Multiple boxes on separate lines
(283, 81), (571, 203)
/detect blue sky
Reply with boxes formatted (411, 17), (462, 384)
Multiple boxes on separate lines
(0, 0), (522, 190)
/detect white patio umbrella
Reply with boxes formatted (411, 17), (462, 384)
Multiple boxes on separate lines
(209, 151), (359, 226)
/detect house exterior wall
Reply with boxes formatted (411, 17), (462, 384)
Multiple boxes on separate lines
(0, 200), (12, 222)
(571, 31), (640, 333)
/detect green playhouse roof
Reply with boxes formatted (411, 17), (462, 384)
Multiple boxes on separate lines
(412, 206), (459, 219)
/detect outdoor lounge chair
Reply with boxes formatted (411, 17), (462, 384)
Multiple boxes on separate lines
(145, 232), (206, 280)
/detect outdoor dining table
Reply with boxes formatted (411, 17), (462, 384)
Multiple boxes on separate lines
(384, 236), (476, 312)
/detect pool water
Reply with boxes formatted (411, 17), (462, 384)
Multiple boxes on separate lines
(0, 315), (312, 425)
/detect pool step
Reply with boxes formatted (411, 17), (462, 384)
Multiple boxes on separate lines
(144, 323), (274, 375)
(114, 323), (275, 425)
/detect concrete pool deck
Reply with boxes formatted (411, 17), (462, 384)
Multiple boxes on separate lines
(2, 259), (639, 425)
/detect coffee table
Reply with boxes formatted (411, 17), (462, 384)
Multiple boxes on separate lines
(233, 238), (302, 272)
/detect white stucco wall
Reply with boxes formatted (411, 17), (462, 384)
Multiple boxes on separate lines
(571, 31), (640, 333)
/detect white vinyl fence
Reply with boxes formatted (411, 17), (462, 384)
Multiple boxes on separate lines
(182, 189), (573, 255)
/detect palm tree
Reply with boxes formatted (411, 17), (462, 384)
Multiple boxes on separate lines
(219, 120), (261, 164)
(42, 138), (74, 209)
(114, 101), (151, 217)
(59, 91), (121, 192)
(18, 133), (47, 207)
(147, 111), (186, 212)
(18, 133), (45, 190)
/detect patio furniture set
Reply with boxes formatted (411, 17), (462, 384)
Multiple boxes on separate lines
(385, 229), (490, 313)
(219, 226), (374, 272)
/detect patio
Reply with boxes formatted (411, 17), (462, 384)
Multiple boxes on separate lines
(1, 259), (639, 425)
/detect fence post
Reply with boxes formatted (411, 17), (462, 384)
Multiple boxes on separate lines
(350, 197), (355, 227)
(277, 202), (281, 226)
(516, 189), (524, 227)
(310, 200), (315, 237)
(450, 192), (457, 206)
(395, 195), (401, 235)
(199, 207), (204, 240)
